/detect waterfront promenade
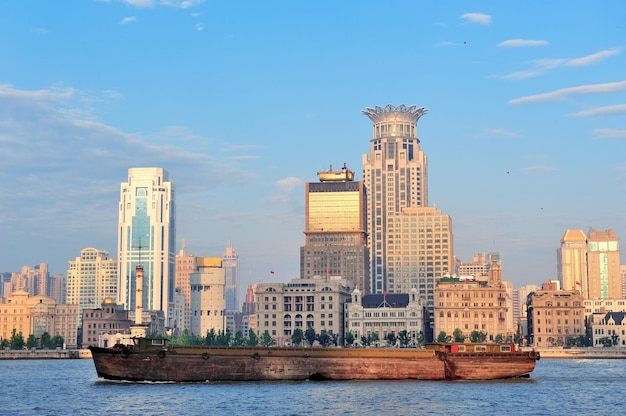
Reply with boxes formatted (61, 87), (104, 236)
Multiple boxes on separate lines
(0, 348), (92, 360)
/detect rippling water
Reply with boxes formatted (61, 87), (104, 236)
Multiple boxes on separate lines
(2, 358), (625, 415)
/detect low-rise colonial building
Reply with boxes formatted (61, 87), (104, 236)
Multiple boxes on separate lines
(589, 311), (626, 347)
(255, 276), (353, 346)
(81, 297), (132, 348)
(434, 260), (509, 341)
(0, 290), (79, 348)
(527, 282), (585, 347)
(344, 288), (425, 346)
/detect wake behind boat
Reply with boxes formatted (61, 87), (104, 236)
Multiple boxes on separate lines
(89, 337), (539, 382)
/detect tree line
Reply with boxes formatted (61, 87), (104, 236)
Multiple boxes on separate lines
(0, 329), (65, 350)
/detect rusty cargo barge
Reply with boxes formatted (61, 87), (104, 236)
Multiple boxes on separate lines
(89, 338), (539, 382)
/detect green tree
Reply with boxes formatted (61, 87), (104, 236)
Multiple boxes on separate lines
(260, 331), (274, 347)
(344, 330), (355, 347)
(385, 332), (397, 347)
(318, 330), (331, 347)
(0, 338), (8, 348)
(205, 328), (217, 345)
(232, 330), (245, 346)
(40, 332), (52, 349)
(436, 331), (450, 343)
(469, 331), (487, 343)
(9, 329), (25, 350)
(245, 329), (259, 346)
(26, 334), (38, 349)
(291, 328), (304, 346)
(304, 327), (317, 347)
(398, 330), (410, 347)
(360, 335), (370, 347)
(51, 335), (64, 348)
(370, 332), (380, 346)
(215, 329), (231, 346)
(494, 334), (504, 343)
(452, 328), (466, 343)
(415, 331), (426, 348)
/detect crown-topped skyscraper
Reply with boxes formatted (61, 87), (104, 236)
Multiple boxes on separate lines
(362, 104), (429, 294)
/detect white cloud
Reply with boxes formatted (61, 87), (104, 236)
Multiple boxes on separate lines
(520, 165), (557, 174)
(120, 16), (137, 24)
(498, 39), (548, 48)
(593, 129), (626, 139)
(509, 80), (626, 104)
(0, 83), (256, 241)
(461, 13), (491, 25)
(500, 70), (543, 80)
(566, 49), (621, 66)
(123, 0), (154, 7)
(570, 104), (626, 117)
(195, 23), (204, 31)
(119, 0), (205, 8)
(275, 177), (303, 192)
(501, 48), (621, 80)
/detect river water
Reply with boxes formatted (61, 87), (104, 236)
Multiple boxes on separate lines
(1, 358), (624, 415)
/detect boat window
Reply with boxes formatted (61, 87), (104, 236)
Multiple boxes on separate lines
(500, 345), (511, 352)
(475, 345), (486, 352)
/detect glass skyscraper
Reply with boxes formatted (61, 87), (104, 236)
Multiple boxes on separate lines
(117, 167), (176, 327)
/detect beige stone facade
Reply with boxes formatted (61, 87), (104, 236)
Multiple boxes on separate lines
(433, 261), (509, 341)
(81, 298), (132, 348)
(189, 257), (226, 336)
(0, 290), (79, 348)
(344, 288), (425, 347)
(255, 277), (353, 346)
(527, 282), (585, 347)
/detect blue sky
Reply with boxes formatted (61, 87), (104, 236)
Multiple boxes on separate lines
(1, 1), (625, 293)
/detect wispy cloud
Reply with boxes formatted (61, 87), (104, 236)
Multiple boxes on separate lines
(275, 177), (303, 192)
(0, 83), (255, 237)
(120, 0), (205, 8)
(461, 13), (491, 25)
(570, 104), (626, 117)
(593, 129), (626, 139)
(195, 23), (204, 31)
(482, 127), (522, 138)
(120, 16), (137, 24)
(509, 80), (626, 104)
(498, 39), (548, 48)
(501, 48), (621, 80)
(520, 165), (557, 174)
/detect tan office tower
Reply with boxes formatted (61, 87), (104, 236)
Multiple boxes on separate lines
(587, 228), (621, 300)
(557, 229), (588, 295)
(117, 167), (176, 327)
(301, 164), (369, 294)
(66, 247), (118, 325)
(362, 104), (428, 294)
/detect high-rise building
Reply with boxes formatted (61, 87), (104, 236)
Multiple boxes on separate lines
(385, 207), (454, 302)
(587, 228), (621, 300)
(223, 242), (240, 311)
(66, 247), (117, 325)
(117, 167), (176, 327)
(362, 104), (429, 294)
(175, 246), (198, 332)
(189, 257), (226, 336)
(557, 229), (588, 295)
(300, 164), (369, 293)
(14, 264), (49, 297)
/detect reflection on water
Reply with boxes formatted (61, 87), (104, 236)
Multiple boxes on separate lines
(1, 358), (626, 415)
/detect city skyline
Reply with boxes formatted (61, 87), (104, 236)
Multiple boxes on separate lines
(1, 1), (625, 290)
